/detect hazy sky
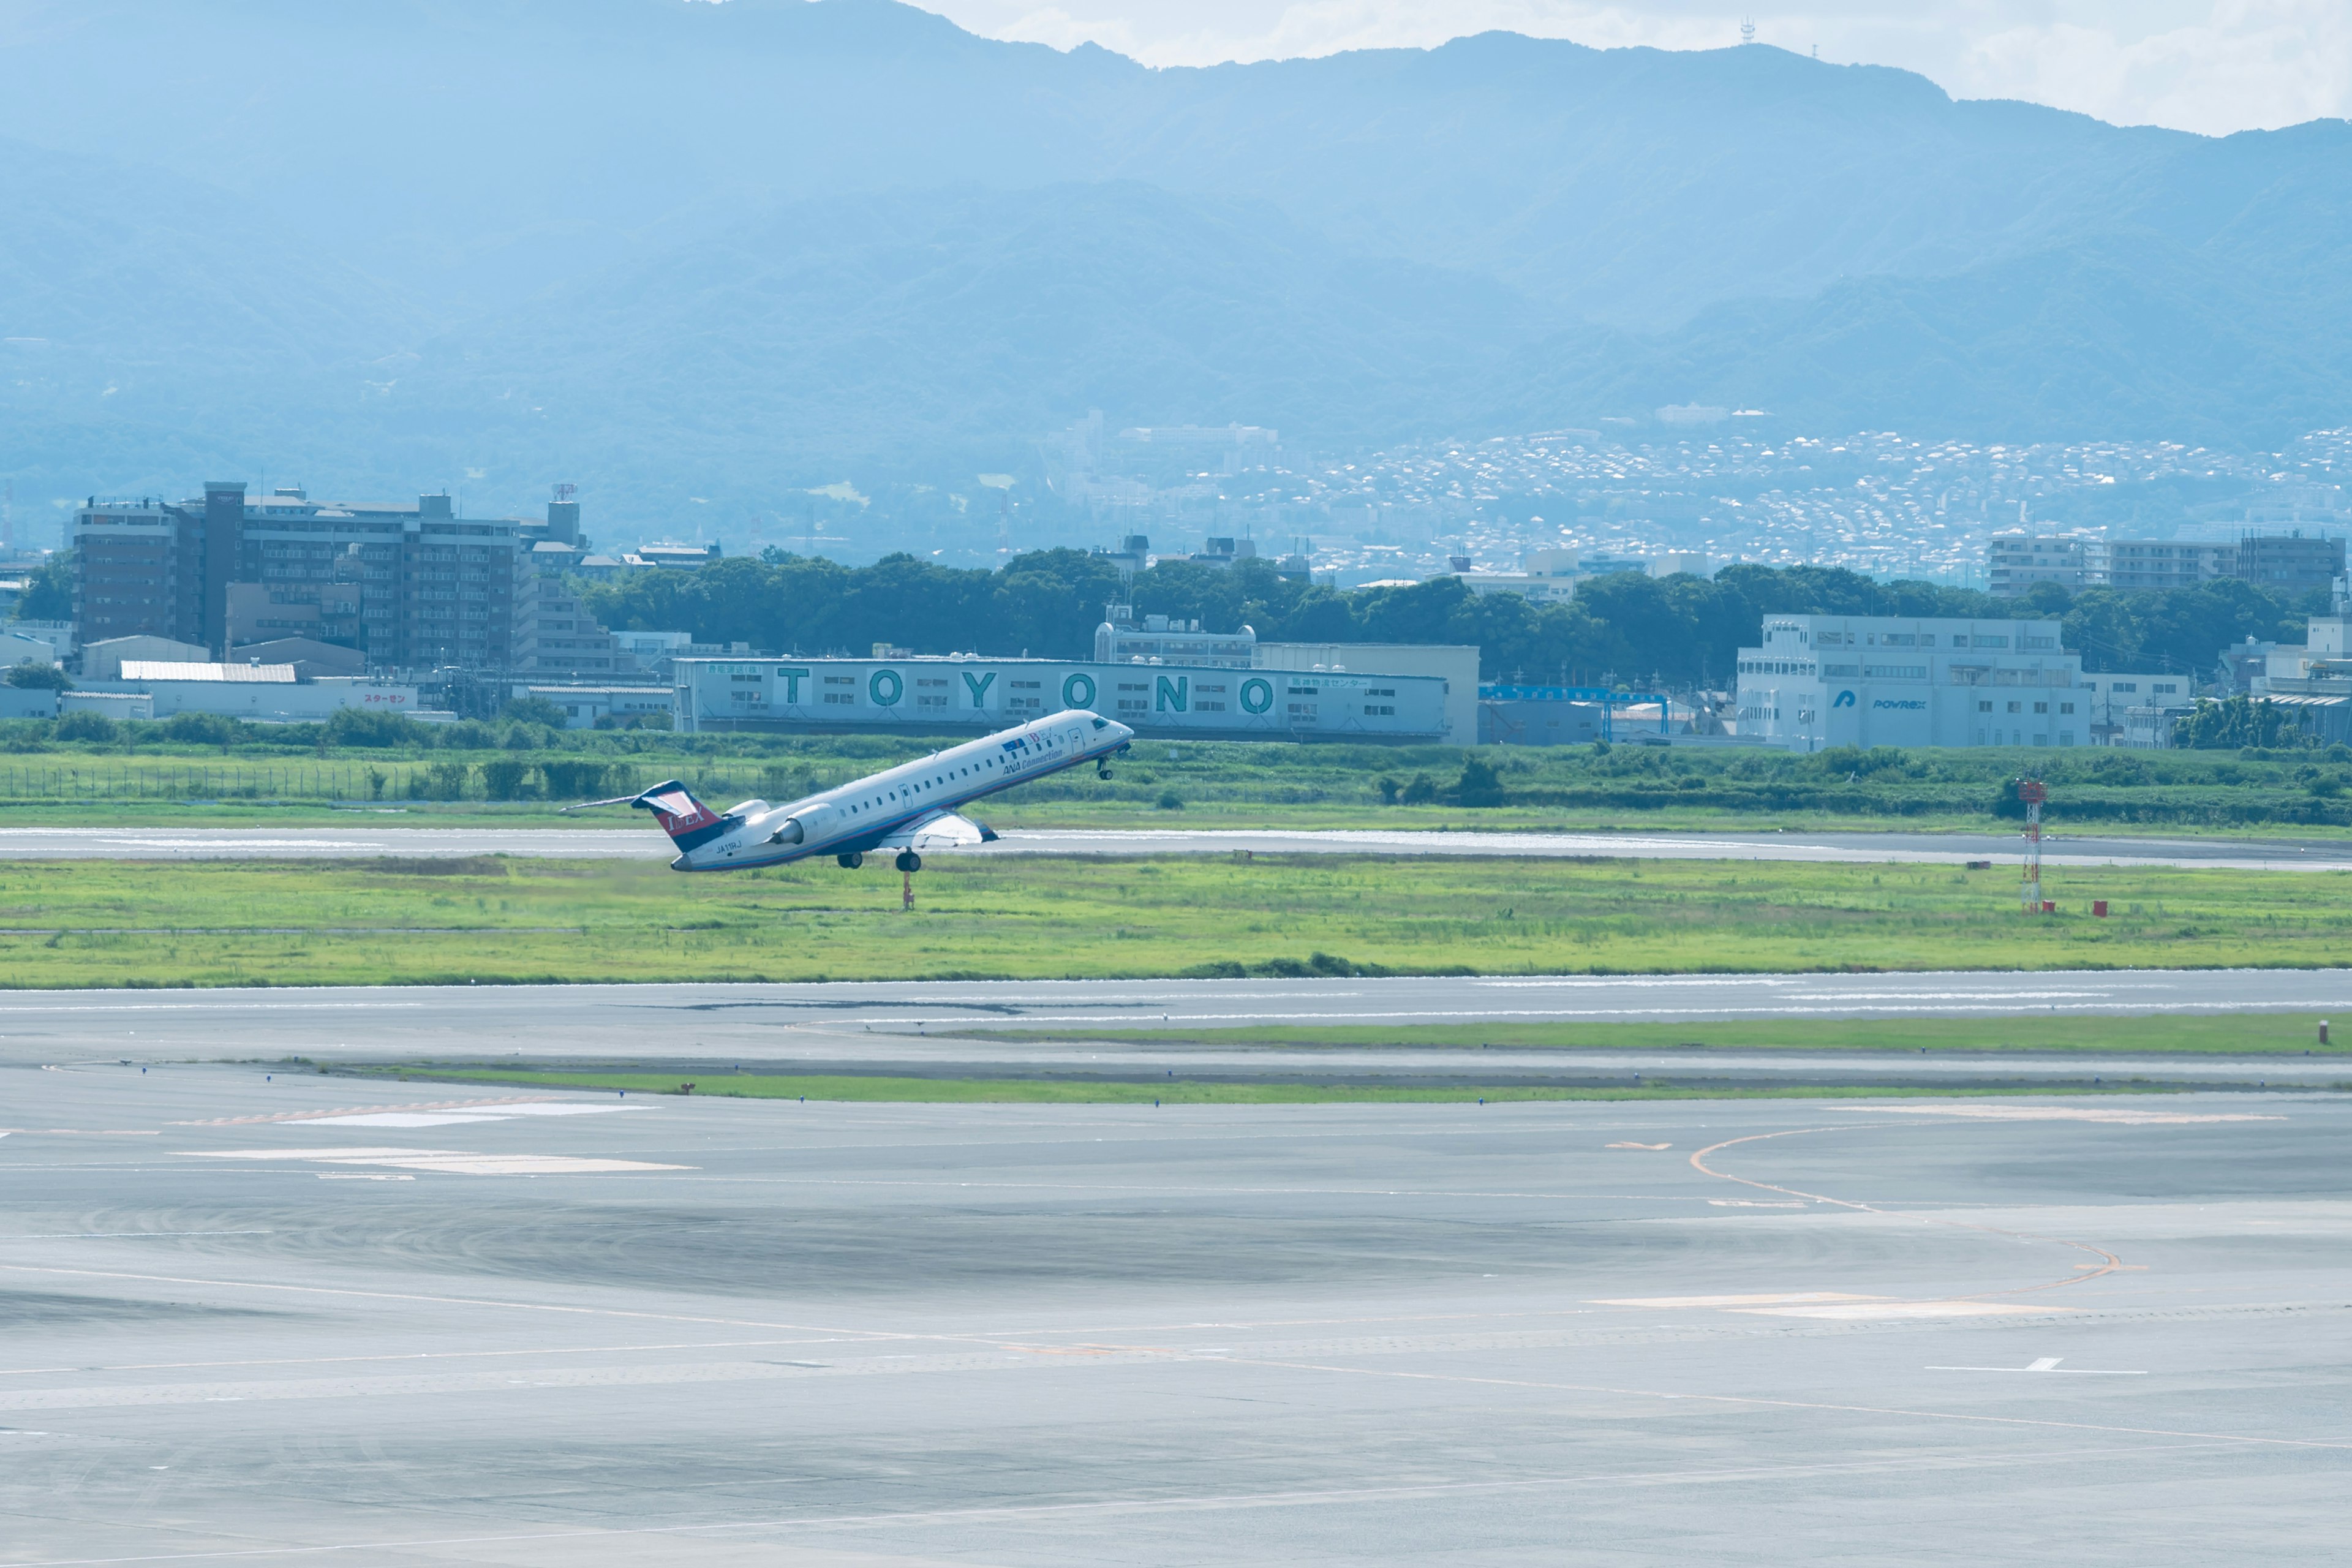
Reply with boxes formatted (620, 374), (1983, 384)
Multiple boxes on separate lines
(918, 1), (2351, 135)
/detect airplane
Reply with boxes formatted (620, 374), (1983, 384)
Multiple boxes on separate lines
(567, 708), (1135, 875)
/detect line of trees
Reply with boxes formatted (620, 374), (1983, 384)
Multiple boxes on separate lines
(581, 549), (2323, 688)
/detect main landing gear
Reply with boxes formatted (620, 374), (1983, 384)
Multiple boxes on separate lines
(895, 850), (921, 911)
(836, 851), (863, 869)
(894, 851), (922, 873)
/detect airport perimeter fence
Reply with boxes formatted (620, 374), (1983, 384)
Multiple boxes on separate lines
(0, 760), (844, 806)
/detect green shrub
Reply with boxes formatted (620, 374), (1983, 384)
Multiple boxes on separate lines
(480, 758), (535, 801)
(4, 659), (69, 691)
(325, 708), (424, 748)
(540, 760), (612, 801)
(1453, 757), (1506, 807)
(55, 710), (116, 742)
(501, 695), (567, 725)
(164, 711), (238, 745)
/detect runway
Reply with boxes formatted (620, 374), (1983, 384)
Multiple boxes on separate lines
(7, 970), (2350, 1087)
(2, 822), (2351, 870)
(3, 1059), (2346, 1564)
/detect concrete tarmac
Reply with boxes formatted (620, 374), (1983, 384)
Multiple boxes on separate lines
(2, 1059), (2346, 1564)
(4, 821), (2352, 869)
(6, 971), (2350, 1088)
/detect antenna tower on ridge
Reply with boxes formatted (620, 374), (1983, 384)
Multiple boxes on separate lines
(1740, 16), (1755, 45)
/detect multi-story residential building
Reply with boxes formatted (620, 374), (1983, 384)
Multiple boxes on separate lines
(1987, 532), (2101, 597)
(1735, 614), (2081, 749)
(2235, 532), (2345, 598)
(2103, 540), (2233, 592)
(1991, 529), (2343, 600)
(511, 548), (638, 680)
(73, 484), (520, 669)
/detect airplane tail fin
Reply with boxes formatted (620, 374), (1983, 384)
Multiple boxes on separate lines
(617, 779), (728, 850)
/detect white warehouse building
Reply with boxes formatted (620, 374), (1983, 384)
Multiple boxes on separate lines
(1735, 614), (2095, 750)
(673, 656), (1450, 740)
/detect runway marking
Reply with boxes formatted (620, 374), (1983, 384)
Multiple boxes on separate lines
(1591, 1292), (1879, 1309)
(181, 1147), (687, 1175)
(297, 1104), (646, 1128)
(1929, 1358), (2147, 1374)
(0, 1001), (425, 1014)
(1735, 1300), (2075, 1320)
(1847, 1104), (2284, 1125)
(1687, 1126), (2129, 1303)
(175, 1096), (567, 1125)
(1606, 1141), (1672, 1150)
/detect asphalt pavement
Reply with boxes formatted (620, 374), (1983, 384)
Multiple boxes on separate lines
(3, 1059), (2346, 1564)
(6, 971), (2349, 1087)
(4, 821), (2352, 869)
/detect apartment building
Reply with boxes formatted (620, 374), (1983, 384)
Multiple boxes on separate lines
(1991, 530), (2345, 598)
(74, 483), (518, 668)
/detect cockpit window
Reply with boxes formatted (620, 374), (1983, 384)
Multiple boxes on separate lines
(1091, 717), (1106, 729)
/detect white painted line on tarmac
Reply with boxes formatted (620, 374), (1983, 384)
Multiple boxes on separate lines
(1929, 1358), (2147, 1374)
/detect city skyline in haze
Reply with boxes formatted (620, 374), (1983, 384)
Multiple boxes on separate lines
(918, 0), (2351, 137)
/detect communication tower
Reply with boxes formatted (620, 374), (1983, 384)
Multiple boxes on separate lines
(2017, 778), (2047, 913)
(552, 481), (576, 503)
(1740, 17), (1755, 45)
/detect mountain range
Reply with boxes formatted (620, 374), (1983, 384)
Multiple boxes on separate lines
(1, 0), (2346, 544)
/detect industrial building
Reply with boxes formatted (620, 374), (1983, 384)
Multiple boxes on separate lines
(673, 655), (1450, 741)
(1093, 608), (1259, 668)
(73, 662), (420, 722)
(2247, 587), (2352, 743)
(1735, 614), (2088, 749)
(513, 685), (676, 729)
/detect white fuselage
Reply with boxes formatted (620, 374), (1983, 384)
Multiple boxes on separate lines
(672, 709), (1133, 871)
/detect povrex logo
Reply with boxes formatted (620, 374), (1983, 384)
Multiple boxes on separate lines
(1873, 698), (1928, 710)
(1831, 690), (1856, 708)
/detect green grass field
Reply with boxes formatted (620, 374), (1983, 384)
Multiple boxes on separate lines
(4, 853), (2350, 988)
(1, 726), (2350, 835)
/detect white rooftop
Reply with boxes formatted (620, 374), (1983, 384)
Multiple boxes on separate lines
(119, 662), (297, 683)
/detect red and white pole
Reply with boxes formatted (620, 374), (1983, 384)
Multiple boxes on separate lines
(2018, 778), (2046, 913)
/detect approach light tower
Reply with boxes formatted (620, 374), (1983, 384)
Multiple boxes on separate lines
(2018, 778), (2047, 913)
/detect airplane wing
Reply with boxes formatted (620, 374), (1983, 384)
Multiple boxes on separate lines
(870, 810), (1000, 853)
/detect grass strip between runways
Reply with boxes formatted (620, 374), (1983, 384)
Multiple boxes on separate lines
(956, 1014), (2352, 1057)
(7, 854), (2352, 986)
